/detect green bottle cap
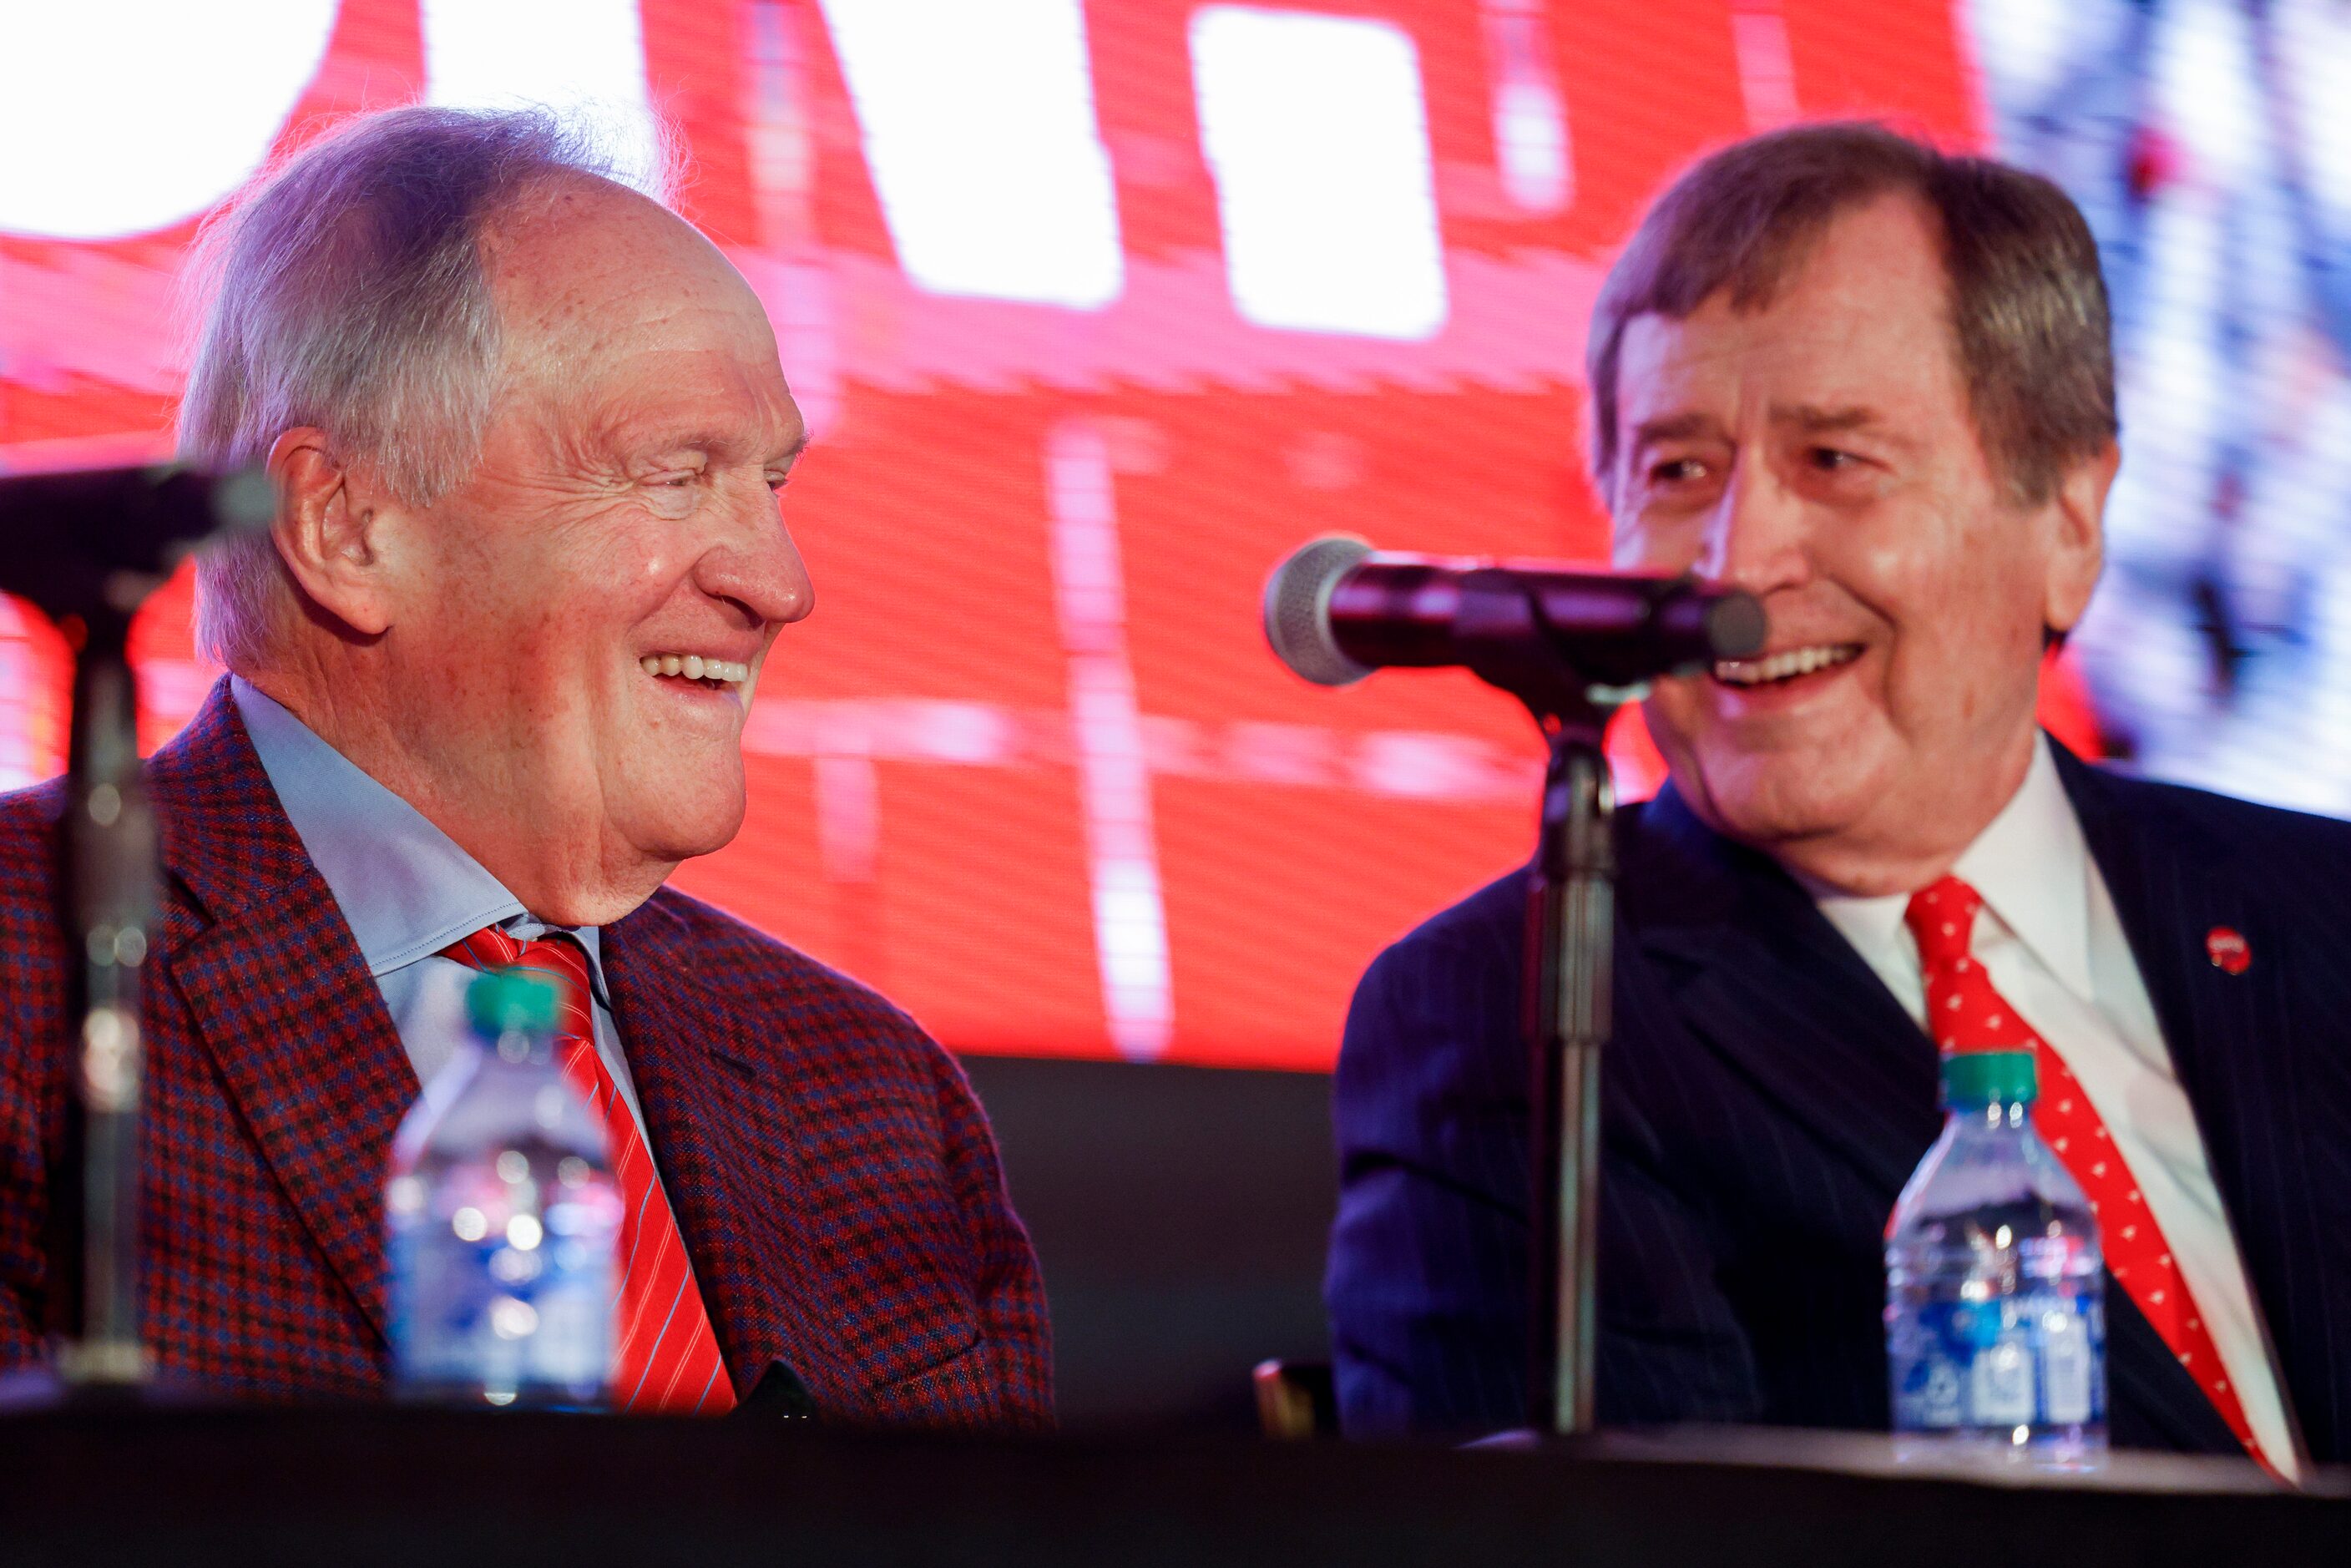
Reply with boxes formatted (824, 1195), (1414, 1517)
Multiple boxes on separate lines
(465, 966), (560, 1038)
(1940, 1049), (2036, 1108)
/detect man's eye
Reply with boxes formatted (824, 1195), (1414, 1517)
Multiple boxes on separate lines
(1809, 447), (1860, 472)
(1649, 458), (1707, 485)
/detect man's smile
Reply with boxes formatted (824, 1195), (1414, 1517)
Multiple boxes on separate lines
(1712, 641), (1864, 688)
(637, 651), (751, 691)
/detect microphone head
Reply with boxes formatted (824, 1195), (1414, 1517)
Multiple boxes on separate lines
(1263, 534), (1376, 686)
(1701, 589), (1767, 661)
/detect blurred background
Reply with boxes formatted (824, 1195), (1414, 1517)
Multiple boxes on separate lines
(0, 0), (2330, 1426)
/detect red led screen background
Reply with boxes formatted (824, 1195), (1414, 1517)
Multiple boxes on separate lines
(2, 1), (2066, 1069)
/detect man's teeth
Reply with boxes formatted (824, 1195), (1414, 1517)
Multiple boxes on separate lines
(640, 654), (751, 684)
(1714, 644), (1860, 686)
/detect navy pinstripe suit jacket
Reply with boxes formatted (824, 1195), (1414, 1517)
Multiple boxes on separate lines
(1327, 743), (2351, 1461)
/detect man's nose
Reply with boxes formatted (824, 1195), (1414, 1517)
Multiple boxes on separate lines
(695, 479), (815, 629)
(1699, 461), (1809, 598)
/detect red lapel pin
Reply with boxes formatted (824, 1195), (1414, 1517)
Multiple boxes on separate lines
(2206, 926), (2251, 975)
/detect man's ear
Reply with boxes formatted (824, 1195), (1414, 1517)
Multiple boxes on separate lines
(2041, 441), (2117, 637)
(267, 427), (395, 638)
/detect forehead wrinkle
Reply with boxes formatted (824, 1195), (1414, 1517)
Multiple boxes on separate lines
(566, 363), (804, 470)
(502, 288), (745, 398)
(472, 179), (798, 488)
(498, 306), (794, 473)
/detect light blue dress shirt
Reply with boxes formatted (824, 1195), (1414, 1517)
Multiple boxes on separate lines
(230, 677), (654, 1141)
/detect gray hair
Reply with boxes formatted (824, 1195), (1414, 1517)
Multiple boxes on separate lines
(178, 104), (645, 671)
(1587, 121), (2116, 509)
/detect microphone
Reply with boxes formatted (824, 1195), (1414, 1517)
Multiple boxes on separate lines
(0, 463), (274, 620)
(0, 461), (273, 1397)
(1263, 534), (1767, 690)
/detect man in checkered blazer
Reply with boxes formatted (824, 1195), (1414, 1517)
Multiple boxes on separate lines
(0, 106), (1049, 1427)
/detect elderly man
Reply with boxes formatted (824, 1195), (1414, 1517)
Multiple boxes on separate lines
(1326, 124), (2350, 1474)
(0, 107), (1049, 1426)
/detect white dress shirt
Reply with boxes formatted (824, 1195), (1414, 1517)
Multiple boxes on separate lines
(1805, 737), (2299, 1477)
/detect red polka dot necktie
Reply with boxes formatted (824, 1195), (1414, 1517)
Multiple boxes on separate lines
(441, 926), (735, 1414)
(1902, 877), (2252, 1456)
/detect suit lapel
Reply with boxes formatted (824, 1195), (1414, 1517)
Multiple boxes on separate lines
(2059, 751), (2296, 1225)
(149, 681), (417, 1343)
(1625, 787), (1943, 1196)
(599, 898), (834, 1397)
(2058, 747), (2323, 1457)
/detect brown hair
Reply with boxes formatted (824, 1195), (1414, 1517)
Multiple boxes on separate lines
(1586, 121), (2116, 507)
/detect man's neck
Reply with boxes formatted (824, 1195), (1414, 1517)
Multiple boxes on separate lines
(239, 663), (665, 928)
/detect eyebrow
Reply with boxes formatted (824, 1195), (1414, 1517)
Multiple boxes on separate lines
(1772, 403), (1883, 434)
(1629, 412), (1721, 450)
(618, 425), (811, 468)
(1629, 404), (1897, 451)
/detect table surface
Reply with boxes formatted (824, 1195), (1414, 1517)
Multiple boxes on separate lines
(1553, 1423), (2334, 1495)
(0, 1402), (2342, 1567)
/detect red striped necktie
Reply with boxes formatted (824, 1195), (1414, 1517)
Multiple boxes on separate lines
(440, 925), (736, 1414)
(1903, 876), (2253, 1458)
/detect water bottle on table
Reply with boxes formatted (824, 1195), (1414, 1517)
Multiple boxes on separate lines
(1885, 1048), (2106, 1468)
(386, 967), (623, 1407)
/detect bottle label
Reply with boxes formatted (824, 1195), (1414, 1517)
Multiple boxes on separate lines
(1969, 1327), (2035, 1426)
(1890, 1288), (2104, 1434)
(2040, 1299), (2096, 1426)
(388, 1151), (621, 1404)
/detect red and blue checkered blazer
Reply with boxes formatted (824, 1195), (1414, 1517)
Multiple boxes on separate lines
(0, 680), (1050, 1428)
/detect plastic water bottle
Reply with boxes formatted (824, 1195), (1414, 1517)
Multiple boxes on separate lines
(1885, 1049), (2106, 1469)
(386, 968), (623, 1407)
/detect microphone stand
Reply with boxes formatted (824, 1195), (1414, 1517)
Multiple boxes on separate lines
(1451, 568), (1629, 1438)
(1262, 532), (1762, 1439)
(54, 601), (155, 1388)
(0, 464), (270, 1400)
(1525, 721), (1614, 1435)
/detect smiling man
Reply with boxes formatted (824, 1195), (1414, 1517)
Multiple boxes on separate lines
(0, 107), (1048, 1425)
(1326, 124), (2350, 1470)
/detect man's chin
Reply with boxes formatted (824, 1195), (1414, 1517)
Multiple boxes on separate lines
(617, 792), (748, 871)
(1675, 749), (1883, 857)
(648, 822), (744, 867)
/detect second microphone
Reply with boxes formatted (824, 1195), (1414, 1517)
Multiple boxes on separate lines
(1265, 534), (1766, 691)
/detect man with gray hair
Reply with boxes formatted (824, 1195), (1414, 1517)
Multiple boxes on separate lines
(0, 106), (1049, 1426)
(1327, 123), (2350, 1471)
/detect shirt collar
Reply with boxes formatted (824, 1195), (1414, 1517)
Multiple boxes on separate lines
(231, 678), (607, 997)
(1951, 734), (2095, 999)
(1800, 735), (2095, 1002)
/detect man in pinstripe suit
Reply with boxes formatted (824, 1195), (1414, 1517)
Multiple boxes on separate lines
(1327, 124), (2348, 1470)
